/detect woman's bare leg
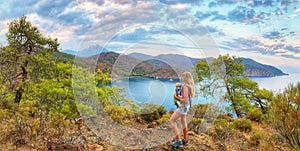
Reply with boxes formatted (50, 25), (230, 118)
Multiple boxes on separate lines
(170, 110), (181, 140)
(180, 114), (188, 141)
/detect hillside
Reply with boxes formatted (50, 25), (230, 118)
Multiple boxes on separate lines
(59, 50), (288, 78)
(128, 52), (288, 77)
(89, 52), (181, 79)
(5, 113), (290, 151)
(242, 58), (288, 77)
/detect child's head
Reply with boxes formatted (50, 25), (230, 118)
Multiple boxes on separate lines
(176, 82), (182, 87)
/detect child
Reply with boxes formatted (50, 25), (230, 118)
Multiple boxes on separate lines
(173, 82), (182, 108)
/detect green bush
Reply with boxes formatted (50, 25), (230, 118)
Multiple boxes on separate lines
(192, 103), (212, 118)
(188, 118), (205, 134)
(216, 113), (234, 122)
(232, 118), (252, 132)
(213, 119), (236, 141)
(246, 107), (263, 122)
(157, 113), (171, 125)
(139, 104), (166, 123)
(250, 131), (263, 144)
(104, 105), (133, 123)
(76, 102), (96, 117)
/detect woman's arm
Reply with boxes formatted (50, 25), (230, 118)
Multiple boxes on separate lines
(180, 86), (189, 103)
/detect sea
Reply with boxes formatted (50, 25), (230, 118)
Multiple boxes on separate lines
(111, 73), (300, 111)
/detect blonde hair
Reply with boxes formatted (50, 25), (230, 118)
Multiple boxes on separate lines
(182, 72), (195, 98)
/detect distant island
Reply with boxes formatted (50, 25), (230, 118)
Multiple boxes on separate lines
(61, 49), (288, 78)
(242, 58), (288, 77)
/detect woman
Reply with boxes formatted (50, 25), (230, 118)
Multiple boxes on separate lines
(170, 72), (195, 147)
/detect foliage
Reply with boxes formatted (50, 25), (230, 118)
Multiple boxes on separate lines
(250, 131), (263, 145)
(104, 105), (133, 123)
(192, 103), (211, 118)
(140, 104), (167, 123)
(216, 113), (234, 122)
(157, 113), (171, 125)
(194, 54), (273, 118)
(268, 82), (300, 149)
(213, 119), (236, 142)
(232, 118), (252, 132)
(1, 16), (59, 104)
(188, 118), (205, 134)
(246, 107), (263, 122)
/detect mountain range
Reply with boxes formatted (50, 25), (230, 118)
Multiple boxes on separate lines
(61, 47), (288, 78)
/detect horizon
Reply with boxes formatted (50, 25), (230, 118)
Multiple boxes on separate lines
(0, 1), (300, 70)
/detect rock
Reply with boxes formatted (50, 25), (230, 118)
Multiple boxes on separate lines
(188, 131), (196, 136)
(136, 117), (143, 123)
(75, 117), (84, 124)
(73, 136), (87, 145)
(147, 121), (158, 128)
(95, 144), (104, 151)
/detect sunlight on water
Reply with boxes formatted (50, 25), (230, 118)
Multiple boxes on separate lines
(250, 73), (300, 92)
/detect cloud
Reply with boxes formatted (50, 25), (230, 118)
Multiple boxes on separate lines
(158, 0), (201, 5)
(210, 11), (227, 21)
(222, 36), (300, 60)
(248, 0), (274, 7)
(214, 0), (237, 5)
(170, 3), (189, 11)
(227, 6), (259, 23)
(285, 45), (300, 53)
(194, 11), (212, 20)
(57, 10), (91, 26)
(281, 54), (300, 60)
(112, 27), (154, 42)
(205, 25), (225, 36)
(208, 1), (217, 8)
(194, 11), (227, 21)
(263, 31), (282, 39)
(35, 0), (73, 17)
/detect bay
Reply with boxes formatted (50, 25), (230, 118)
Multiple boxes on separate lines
(111, 73), (300, 111)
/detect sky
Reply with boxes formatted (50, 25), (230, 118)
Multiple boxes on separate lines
(0, 0), (300, 72)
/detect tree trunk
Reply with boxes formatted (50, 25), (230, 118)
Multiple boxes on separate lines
(224, 75), (242, 118)
(14, 87), (22, 103)
(14, 65), (27, 104)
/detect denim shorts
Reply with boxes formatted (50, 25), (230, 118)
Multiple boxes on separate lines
(177, 103), (190, 115)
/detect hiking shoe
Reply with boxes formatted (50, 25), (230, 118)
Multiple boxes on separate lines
(171, 139), (183, 147)
(181, 139), (188, 145)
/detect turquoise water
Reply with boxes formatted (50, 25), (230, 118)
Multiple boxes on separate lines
(112, 77), (185, 111)
(250, 73), (300, 92)
(111, 73), (300, 111)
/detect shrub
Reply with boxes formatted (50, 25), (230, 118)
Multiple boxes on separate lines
(217, 113), (234, 122)
(76, 102), (96, 117)
(250, 131), (263, 145)
(139, 104), (166, 123)
(232, 118), (252, 132)
(213, 119), (235, 141)
(246, 107), (263, 122)
(192, 103), (212, 118)
(267, 83), (300, 149)
(157, 113), (171, 125)
(104, 105), (133, 123)
(188, 118), (205, 134)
